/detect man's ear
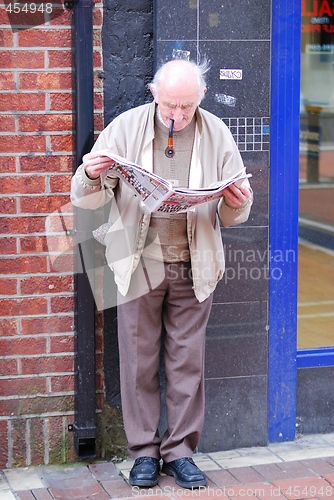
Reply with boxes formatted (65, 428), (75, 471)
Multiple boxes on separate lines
(150, 85), (158, 103)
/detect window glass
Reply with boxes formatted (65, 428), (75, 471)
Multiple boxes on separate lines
(298, 2), (334, 349)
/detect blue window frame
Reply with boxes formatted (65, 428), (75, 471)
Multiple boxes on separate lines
(268, 0), (301, 442)
(268, 0), (334, 442)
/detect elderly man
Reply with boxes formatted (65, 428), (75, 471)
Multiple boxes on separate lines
(71, 59), (252, 489)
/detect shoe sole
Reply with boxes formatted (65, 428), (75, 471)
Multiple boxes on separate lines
(162, 465), (207, 489)
(128, 477), (159, 487)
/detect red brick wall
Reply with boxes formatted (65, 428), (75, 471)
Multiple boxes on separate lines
(0, 0), (104, 468)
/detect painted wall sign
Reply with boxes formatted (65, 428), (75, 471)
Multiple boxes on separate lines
(219, 69), (243, 80)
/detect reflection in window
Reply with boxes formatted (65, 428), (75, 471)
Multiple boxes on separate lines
(298, 2), (334, 349)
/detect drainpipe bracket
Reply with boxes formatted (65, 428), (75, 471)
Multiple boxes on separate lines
(64, 0), (78, 9)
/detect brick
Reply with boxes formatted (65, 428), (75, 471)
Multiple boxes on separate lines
(50, 295), (75, 313)
(323, 472), (334, 485)
(0, 256), (48, 274)
(49, 252), (75, 273)
(94, 113), (104, 132)
(0, 377), (47, 397)
(93, 29), (102, 47)
(93, 8), (103, 26)
(0, 27), (14, 47)
(89, 462), (120, 481)
(19, 114), (73, 132)
(230, 483), (287, 500)
(20, 235), (48, 253)
(50, 374), (75, 392)
(48, 415), (75, 464)
(20, 195), (70, 214)
(228, 466), (269, 485)
(49, 483), (110, 499)
(20, 275), (73, 295)
(102, 478), (142, 499)
(0, 358), (18, 376)
(0, 50), (45, 69)
(48, 50), (72, 68)
(21, 315), (74, 335)
(95, 353), (103, 371)
(0, 197), (16, 214)
(276, 460), (318, 479)
(50, 334), (75, 353)
(46, 212), (74, 233)
(0, 420), (9, 468)
(12, 418), (27, 467)
(20, 155), (73, 173)
(301, 458), (334, 475)
(0, 71), (15, 89)
(6, 11), (46, 29)
(272, 476), (332, 499)
(94, 93), (103, 110)
(2, 216), (46, 234)
(0, 114), (16, 131)
(0, 236), (16, 253)
(0, 93), (45, 111)
(21, 355), (74, 375)
(1, 336), (46, 356)
(96, 372), (103, 391)
(96, 393), (104, 409)
(95, 332), (103, 352)
(0, 156), (16, 172)
(18, 29), (72, 48)
(0, 135), (46, 153)
(19, 394), (74, 415)
(0, 399), (20, 417)
(49, 92), (73, 111)
(50, 174), (72, 193)
(19, 72), (72, 91)
(93, 50), (102, 68)
(50, 134), (73, 153)
(48, 8), (72, 26)
(253, 463), (291, 482)
(33, 489), (55, 500)
(0, 176), (45, 195)
(0, 297), (47, 316)
(30, 417), (46, 465)
(0, 318), (17, 336)
(0, 277), (17, 294)
(22, 489), (52, 499)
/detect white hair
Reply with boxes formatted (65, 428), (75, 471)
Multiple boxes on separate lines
(150, 59), (210, 102)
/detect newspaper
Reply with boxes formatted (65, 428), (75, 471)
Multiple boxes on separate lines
(100, 151), (252, 214)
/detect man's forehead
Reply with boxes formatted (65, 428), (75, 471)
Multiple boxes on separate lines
(159, 83), (199, 102)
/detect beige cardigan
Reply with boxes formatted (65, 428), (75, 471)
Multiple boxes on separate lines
(70, 101), (252, 302)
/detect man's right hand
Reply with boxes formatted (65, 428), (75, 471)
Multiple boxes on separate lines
(82, 150), (115, 180)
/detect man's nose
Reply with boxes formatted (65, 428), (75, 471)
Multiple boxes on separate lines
(171, 107), (183, 122)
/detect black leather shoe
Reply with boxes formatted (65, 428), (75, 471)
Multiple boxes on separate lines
(162, 457), (207, 488)
(129, 457), (160, 487)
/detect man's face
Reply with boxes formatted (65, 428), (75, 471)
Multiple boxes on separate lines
(152, 80), (203, 131)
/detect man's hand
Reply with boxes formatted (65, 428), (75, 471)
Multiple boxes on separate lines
(222, 179), (252, 209)
(82, 150), (115, 180)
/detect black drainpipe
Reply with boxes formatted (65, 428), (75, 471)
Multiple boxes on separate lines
(70, 0), (96, 458)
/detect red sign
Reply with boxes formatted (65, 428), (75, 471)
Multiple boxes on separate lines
(302, 0), (334, 52)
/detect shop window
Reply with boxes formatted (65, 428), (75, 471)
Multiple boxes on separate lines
(298, 0), (334, 349)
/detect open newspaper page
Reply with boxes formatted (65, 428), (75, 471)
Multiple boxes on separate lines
(100, 151), (251, 214)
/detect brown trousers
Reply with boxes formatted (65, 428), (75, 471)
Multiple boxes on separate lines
(117, 259), (213, 462)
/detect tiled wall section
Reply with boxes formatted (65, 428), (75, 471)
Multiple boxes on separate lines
(155, 0), (271, 451)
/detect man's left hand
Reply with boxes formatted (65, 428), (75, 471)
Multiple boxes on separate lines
(222, 180), (252, 209)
